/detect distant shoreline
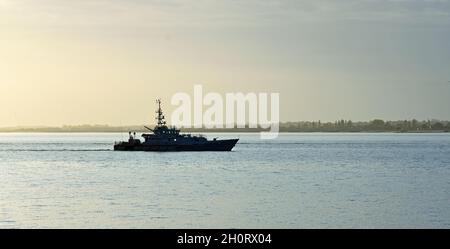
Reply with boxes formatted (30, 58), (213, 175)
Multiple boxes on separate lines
(1, 131), (449, 135)
(0, 129), (448, 134)
(1, 119), (449, 133)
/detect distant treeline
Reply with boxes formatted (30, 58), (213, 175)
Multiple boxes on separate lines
(1, 119), (449, 132)
(279, 119), (450, 132)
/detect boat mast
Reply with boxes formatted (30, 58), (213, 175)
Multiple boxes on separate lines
(155, 99), (166, 127)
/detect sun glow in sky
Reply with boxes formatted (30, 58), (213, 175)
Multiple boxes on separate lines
(1, 0), (450, 126)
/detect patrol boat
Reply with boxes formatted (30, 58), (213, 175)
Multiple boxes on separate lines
(114, 99), (239, 151)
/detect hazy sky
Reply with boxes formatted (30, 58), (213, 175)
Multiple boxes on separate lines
(1, 0), (450, 126)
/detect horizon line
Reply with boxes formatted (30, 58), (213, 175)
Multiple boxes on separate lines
(1, 118), (450, 129)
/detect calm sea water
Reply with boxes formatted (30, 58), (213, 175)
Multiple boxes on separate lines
(0, 132), (449, 228)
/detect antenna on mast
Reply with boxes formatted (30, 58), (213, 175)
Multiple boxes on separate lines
(155, 99), (166, 127)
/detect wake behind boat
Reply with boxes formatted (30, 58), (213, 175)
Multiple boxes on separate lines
(114, 99), (239, 151)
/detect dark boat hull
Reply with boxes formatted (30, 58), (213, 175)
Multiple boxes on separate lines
(114, 139), (239, 152)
